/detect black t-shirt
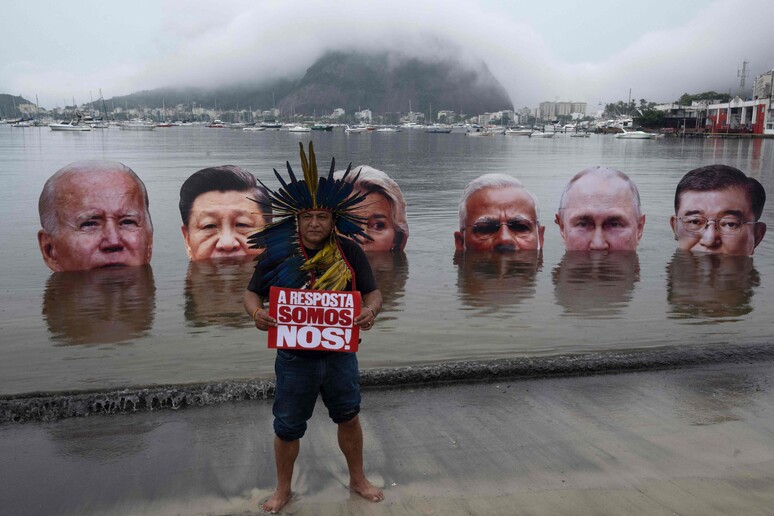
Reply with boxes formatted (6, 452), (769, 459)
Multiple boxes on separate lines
(248, 236), (377, 357)
(247, 236), (377, 298)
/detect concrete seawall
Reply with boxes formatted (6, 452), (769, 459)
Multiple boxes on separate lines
(3, 342), (773, 423)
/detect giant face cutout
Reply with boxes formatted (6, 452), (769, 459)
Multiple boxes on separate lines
(670, 187), (766, 256)
(38, 171), (153, 272)
(455, 186), (544, 252)
(353, 192), (399, 252)
(557, 174), (645, 252)
(182, 190), (266, 261)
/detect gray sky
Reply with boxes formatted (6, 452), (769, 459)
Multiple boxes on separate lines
(4, 0), (773, 110)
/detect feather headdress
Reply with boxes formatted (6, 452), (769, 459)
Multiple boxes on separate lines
(248, 142), (372, 291)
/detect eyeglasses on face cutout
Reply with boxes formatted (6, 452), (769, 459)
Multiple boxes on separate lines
(678, 215), (757, 236)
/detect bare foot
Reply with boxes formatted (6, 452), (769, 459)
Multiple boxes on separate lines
(261, 488), (292, 513)
(350, 478), (385, 502)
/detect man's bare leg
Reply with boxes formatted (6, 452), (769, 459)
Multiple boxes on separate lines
(261, 436), (299, 513)
(337, 416), (384, 502)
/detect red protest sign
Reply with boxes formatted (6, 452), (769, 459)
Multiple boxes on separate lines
(268, 287), (361, 352)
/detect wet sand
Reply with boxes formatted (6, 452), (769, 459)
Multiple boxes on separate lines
(3, 360), (774, 515)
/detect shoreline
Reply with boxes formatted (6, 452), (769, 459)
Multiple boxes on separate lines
(3, 341), (773, 423)
(3, 358), (774, 514)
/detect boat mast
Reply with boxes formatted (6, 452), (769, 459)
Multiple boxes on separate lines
(99, 89), (109, 121)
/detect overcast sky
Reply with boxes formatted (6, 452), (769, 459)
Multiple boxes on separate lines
(4, 0), (774, 110)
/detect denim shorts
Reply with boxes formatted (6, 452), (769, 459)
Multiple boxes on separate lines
(273, 350), (361, 441)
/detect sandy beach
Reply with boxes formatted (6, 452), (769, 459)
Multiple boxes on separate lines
(3, 358), (774, 515)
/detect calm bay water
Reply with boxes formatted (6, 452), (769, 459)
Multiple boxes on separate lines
(0, 126), (772, 395)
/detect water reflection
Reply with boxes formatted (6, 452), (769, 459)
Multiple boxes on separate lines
(552, 252), (640, 318)
(454, 250), (542, 311)
(47, 416), (157, 460)
(366, 252), (408, 323)
(42, 265), (156, 345)
(666, 250), (760, 321)
(184, 257), (257, 328)
(751, 138), (763, 173)
(668, 370), (758, 426)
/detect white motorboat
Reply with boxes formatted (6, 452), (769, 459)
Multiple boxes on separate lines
(242, 126), (266, 131)
(505, 128), (533, 136)
(425, 124), (452, 133)
(376, 126), (400, 133)
(615, 128), (655, 139)
(344, 125), (367, 133)
(11, 121), (31, 128)
(288, 125), (312, 133)
(529, 131), (555, 138)
(50, 119), (91, 131)
(120, 120), (156, 131)
(466, 129), (494, 137)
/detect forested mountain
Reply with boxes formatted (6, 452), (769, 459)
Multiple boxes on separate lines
(104, 51), (513, 116)
(276, 51), (512, 116)
(0, 94), (31, 118)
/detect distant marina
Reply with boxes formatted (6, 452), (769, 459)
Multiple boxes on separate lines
(3, 99), (773, 140)
(2, 66), (773, 138)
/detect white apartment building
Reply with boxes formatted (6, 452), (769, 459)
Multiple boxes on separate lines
(436, 110), (455, 122)
(753, 70), (774, 100)
(539, 101), (587, 120)
(355, 109), (372, 122)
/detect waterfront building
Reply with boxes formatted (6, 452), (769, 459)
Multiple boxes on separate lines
(18, 103), (37, 116)
(753, 69), (774, 100)
(355, 109), (372, 123)
(499, 109), (516, 124)
(400, 111), (425, 124)
(478, 112), (493, 126)
(654, 102), (707, 133)
(437, 110), (455, 123)
(539, 101), (587, 121)
(705, 96), (773, 135)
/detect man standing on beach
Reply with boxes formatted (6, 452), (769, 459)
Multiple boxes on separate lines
(555, 166), (645, 251)
(244, 143), (384, 513)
